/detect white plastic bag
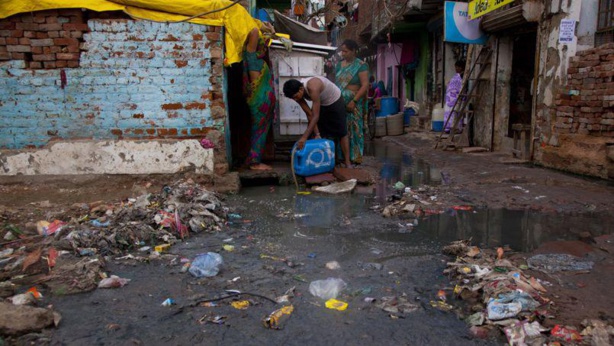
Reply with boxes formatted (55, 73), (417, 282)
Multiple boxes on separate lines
(309, 278), (347, 300)
(189, 252), (223, 278)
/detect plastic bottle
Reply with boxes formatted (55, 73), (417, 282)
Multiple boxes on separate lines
(189, 252), (223, 277)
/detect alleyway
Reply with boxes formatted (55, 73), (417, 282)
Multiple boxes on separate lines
(1, 132), (613, 344)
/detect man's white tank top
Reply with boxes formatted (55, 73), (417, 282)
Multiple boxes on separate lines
(300, 76), (341, 106)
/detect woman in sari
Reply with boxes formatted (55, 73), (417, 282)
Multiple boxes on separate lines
(444, 59), (465, 133)
(335, 39), (369, 165)
(243, 25), (276, 171)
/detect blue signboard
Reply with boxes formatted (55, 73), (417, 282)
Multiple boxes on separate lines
(444, 1), (488, 45)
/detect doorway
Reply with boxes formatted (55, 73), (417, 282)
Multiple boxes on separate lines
(508, 32), (537, 137)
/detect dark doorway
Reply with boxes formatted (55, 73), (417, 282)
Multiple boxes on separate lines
(508, 32), (536, 137)
(226, 63), (251, 168)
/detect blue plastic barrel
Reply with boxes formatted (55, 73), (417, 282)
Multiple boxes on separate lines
(293, 139), (335, 176)
(403, 108), (415, 126)
(376, 97), (399, 117)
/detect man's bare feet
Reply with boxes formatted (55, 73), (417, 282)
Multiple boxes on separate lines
(249, 163), (273, 171)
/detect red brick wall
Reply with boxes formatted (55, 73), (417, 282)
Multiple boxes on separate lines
(552, 43), (614, 137)
(0, 9), (111, 69)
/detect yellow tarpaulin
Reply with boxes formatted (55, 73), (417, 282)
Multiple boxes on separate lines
(0, 0), (264, 65)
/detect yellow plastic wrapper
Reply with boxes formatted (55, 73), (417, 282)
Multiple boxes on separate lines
(0, 0), (264, 65)
(230, 300), (250, 310)
(262, 305), (293, 329)
(154, 244), (171, 252)
(325, 298), (348, 311)
(222, 244), (235, 252)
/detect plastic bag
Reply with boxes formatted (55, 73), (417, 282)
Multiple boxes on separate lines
(309, 278), (347, 300)
(487, 300), (522, 320)
(189, 252), (223, 278)
(98, 275), (131, 288)
(494, 290), (540, 311)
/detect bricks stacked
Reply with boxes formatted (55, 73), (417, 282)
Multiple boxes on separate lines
(0, 9), (87, 69)
(553, 42), (614, 137)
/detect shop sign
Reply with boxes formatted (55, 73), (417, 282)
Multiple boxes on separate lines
(468, 0), (515, 20)
(444, 1), (488, 45)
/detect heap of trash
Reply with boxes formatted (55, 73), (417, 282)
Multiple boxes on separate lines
(439, 240), (614, 345)
(2, 179), (228, 282)
(0, 180), (229, 335)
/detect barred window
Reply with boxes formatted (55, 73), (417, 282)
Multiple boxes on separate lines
(596, 0), (614, 45)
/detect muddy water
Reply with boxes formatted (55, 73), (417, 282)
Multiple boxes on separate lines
(45, 142), (614, 345)
(48, 185), (497, 345)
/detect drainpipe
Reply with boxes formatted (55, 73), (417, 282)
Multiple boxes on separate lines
(489, 37), (500, 151)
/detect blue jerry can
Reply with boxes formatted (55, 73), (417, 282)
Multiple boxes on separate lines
(292, 139), (335, 176)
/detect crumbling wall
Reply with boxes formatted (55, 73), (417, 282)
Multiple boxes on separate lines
(534, 0), (612, 179)
(534, 0), (582, 150)
(545, 43), (614, 178)
(0, 10), (227, 175)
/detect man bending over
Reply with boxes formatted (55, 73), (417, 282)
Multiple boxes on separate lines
(282, 77), (352, 168)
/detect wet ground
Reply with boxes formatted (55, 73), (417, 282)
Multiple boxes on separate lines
(46, 184), (500, 345)
(2, 133), (614, 344)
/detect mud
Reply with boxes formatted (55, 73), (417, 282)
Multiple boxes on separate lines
(1, 131), (613, 345)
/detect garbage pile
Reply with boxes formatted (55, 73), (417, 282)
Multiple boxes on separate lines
(440, 240), (614, 345)
(0, 180), (228, 290)
(0, 180), (229, 335)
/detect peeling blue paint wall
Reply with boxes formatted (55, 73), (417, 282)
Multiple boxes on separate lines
(0, 16), (225, 150)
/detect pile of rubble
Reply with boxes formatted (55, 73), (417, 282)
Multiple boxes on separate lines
(440, 240), (614, 345)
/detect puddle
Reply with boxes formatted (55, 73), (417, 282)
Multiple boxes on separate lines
(230, 185), (614, 260)
(228, 140), (614, 258)
(365, 141), (441, 204)
(416, 208), (614, 252)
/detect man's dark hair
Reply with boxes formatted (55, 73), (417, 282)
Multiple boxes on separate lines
(455, 60), (466, 69)
(341, 39), (358, 51)
(283, 79), (303, 98)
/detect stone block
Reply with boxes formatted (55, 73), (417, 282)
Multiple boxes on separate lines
(333, 167), (372, 184)
(305, 173), (336, 185)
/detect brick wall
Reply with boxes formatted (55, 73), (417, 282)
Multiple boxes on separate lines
(0, 10), (225, 163)
(551, 43), (614, 137)
(0, 9), (88, 69)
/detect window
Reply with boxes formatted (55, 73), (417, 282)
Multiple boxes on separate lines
(597, 0), (614, 45)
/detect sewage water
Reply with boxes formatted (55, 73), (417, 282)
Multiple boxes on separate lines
(231, 140), (614, 256)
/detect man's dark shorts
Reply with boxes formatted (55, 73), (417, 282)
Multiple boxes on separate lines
(317, 97), (347, 138)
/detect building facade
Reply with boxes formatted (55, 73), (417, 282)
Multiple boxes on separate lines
(342, 0), (613, 179)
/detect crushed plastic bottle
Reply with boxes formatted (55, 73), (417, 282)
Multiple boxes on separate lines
(189, 252), (223, 278)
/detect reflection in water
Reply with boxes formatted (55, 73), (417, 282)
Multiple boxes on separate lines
(232, 140), (613, 256)
(367, 141), (440, 204)
(416, 209), (614, 252)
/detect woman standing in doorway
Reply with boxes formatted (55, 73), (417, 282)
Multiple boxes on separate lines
(243, 24), (276, 171)
(335, 39), (369, 165)
(444, 59), (465, 133)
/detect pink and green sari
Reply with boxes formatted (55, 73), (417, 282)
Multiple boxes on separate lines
(243, 37), (276, 166)
(335, 59), (367, 164)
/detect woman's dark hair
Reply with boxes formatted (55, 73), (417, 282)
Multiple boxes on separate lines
(455, 60), (466, 69)
(341, 39), (358, 51)
(283, 79), (303, 98)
